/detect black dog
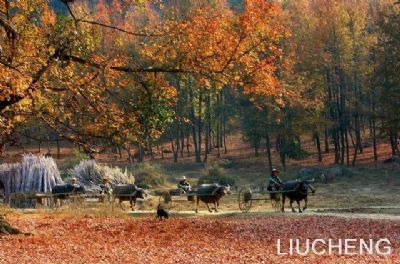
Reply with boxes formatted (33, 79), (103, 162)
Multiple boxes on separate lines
(156, 204), (169, 220)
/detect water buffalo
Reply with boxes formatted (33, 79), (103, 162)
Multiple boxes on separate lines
(52, 184), (86, 207)
(112, 184), (146, 210)
(281, 180), (314, 213)
(195, 184), (231, 213)
(52, 184), (86, 199)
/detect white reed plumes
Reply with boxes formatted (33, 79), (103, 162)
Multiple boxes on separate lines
(0, 154), (63, 199)
(68, 160), (134, 191)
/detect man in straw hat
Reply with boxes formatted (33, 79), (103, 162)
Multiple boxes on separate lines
(178, 176), (191, 193)
(99, 176), (112, 202)
(267, 168), (283, 200)
(70, 177), (79, 187)
(100, 177), (112, 192)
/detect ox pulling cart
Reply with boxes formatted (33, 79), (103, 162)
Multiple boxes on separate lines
(238, 187), (292, 213)
(238, 179), (315, 213)
(157, 184), (231, 212)
(156, 189), (196, 210)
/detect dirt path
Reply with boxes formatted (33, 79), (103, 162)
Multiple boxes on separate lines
(128, 205), (400, 221)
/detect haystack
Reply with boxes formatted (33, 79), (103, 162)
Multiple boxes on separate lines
(0, 154), (63, 202)
(68, 159), (134, 191)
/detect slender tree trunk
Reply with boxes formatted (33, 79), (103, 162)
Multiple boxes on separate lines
(324, 126), (329, 153)
(314, 132), (322, 162)
(118, 145), (122, 159)
(56, 137), (61, 159)
(198, 88), (203, 162)
(180, 127), (184, 158)
(389, 131), (397, 156)
(138, 143), (143, 162)
(222, 91), (227, 154)
(186, 131), (191, 157)
(345, 129), (350, 166)
(188, 80), (201, 162)
(216, 92), (221, 158)
(204, 90), (210, 163)
(372, 118), (378, 161)
(265, 125), (273, 171)
(254, 146), (259, 157)
(352, 130), (359, 166)
(278, 136), (286, 171)
(171, 137), (178, 163)
(333, 129), (340, 164)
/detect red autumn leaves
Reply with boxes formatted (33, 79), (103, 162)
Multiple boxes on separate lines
(0, 214), (399, 263)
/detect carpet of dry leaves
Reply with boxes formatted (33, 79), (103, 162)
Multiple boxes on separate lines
(0, 214), (399, 264)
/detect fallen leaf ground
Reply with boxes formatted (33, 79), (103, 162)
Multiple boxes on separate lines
(0, 214), (399, 264)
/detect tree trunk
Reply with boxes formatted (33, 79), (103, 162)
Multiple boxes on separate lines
(265, 125), (273, 172)
(333, 129), (340, 164)
(56, 137), (61, 159)
(345, 129), (350, 166)
(216, 92), (221, 158)
(204, 90), (210, 163)
(186, 131), (191, 157)
(389, 131), (397, 156)
(189, 81), (201, 163)
(0, 216), (22, 235)
(372, 119), (378, 161)
(351, 130), (359, 166)
(314, 132), (322, 162)
(198, 88), (203, 162)
(138, 143), (143, 162)
(180, 127), (185, 158)
(254, 146), (259, 157)
(278, 136), (286, 171)
(324, 126), (329, 153)
(222, 89), (228, 154)
(118, 145), (122, 159)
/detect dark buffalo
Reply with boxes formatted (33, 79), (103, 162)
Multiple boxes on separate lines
(112, 184), (146, 210)
(52, 184), (86, 199)
(195, 184), (231, 213)
(52, 184), (86, 207)
(281, 180), (314, 213)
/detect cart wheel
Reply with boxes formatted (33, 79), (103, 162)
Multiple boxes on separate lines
(238, 188), (252, 213)
(10, 192), (27, 208)
(158, 193), (172, 210)
(271, 193), (281, 212)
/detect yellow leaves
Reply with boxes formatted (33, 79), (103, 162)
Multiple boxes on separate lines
(113, 37), (125, 48)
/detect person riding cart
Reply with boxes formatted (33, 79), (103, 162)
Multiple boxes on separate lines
(70, 177), (79, 187)
(177, 176), (192, 193)
(267, 168), (282, 200)
(268, 168), (282, 190)
(99, 177), (112, 202)
(99, 177), (112, 195)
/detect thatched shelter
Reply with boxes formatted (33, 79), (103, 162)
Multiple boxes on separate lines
(0, 154), (63, 202)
